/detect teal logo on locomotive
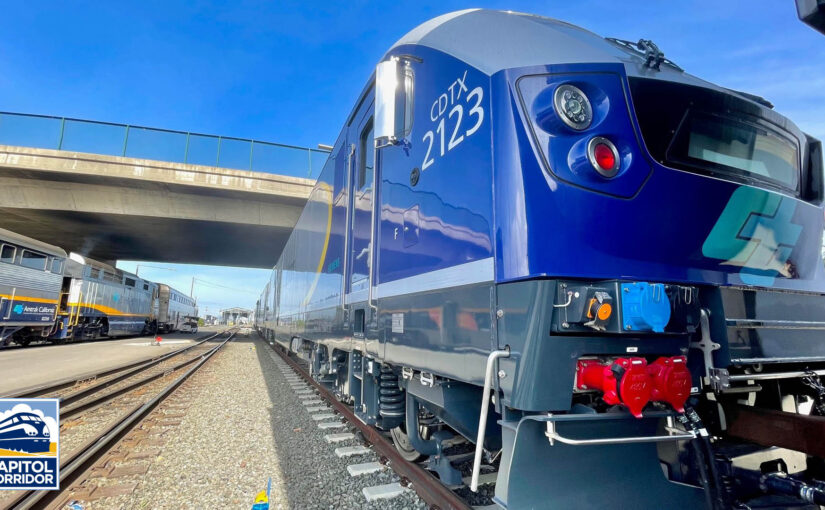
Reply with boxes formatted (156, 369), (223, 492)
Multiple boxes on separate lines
(0, 399), (59, 490)
(703, 186), (803, 286)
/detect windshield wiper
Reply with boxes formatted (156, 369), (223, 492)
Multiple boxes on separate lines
(606, 37), (684, 72)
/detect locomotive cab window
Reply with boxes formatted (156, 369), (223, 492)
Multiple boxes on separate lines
(20, 250), (47, 270)
(669, 112), (800, 193)
(358, 119), (374, 190)
(124, 278), (136, 287)
(51, 258), (63, 273)
(0, 244), (15, 264)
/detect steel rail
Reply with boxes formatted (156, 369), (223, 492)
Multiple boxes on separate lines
(59, 341), (222, 419)
(2, 330), (228, 399)
(6, 332), (235, 510)
(268, 341), (472, 510)
(56, 333), (226, 408)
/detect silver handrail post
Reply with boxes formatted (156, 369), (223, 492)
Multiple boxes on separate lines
(470, 347), (510, 492)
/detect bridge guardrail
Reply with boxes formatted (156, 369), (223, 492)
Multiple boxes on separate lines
(0, 111), (329, 179)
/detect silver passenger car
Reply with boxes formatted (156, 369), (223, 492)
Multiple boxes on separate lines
(0, 227), (66, 346)
(156, 284), (197, 333)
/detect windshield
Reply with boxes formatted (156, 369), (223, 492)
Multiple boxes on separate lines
(670, 112), (799, 192)
(628, 77), (806, 197)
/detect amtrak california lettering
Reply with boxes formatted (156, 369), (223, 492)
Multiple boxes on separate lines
(0, 399), (59, 490)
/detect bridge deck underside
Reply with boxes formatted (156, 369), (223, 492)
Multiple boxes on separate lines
(0, 208), (289, 268)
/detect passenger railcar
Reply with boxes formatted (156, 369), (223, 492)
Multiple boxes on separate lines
(50, 254), (157, 342)
(0, 227), (66, 346)
(156, 284), (197, 333)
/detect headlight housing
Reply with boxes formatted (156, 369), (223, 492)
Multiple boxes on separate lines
(554, 84), (593, 130)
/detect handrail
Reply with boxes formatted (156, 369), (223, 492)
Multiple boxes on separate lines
(70, 292), (83, 327)
(544, 418), (695, 446)
(0, 111), (331, 178)
(470, 347), (511, 492)
(2, 288), (16, 320)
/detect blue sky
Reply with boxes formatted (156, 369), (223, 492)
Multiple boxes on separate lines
(2, 1), (823, 310)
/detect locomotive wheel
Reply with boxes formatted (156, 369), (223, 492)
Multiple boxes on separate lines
(390, 424), (426, 462)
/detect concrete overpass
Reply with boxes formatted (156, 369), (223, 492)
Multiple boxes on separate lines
(0, 144), (316, 268)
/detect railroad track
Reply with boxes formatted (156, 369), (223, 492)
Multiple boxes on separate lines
(2, 329), (228, 400)
(266, 339), (498, 510)
(1, 331), (235, 509)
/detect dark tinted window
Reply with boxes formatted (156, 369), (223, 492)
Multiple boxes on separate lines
(0, 245), (15, 264)
(629, 77), (803, 196)
(358, 119), (374, 190)
(670, 112), (799, 192)
(20, 250), (47, 270)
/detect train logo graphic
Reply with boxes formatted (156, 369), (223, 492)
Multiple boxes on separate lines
(703, 186), (803, 286)
(0, 398), (59, 490)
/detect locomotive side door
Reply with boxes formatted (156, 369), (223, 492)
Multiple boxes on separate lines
(345, 92), (378, 356)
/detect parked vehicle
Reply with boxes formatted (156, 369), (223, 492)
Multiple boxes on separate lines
(156, 284), (197, 333)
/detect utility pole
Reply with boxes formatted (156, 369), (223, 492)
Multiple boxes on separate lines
(190, 277), (195, 297)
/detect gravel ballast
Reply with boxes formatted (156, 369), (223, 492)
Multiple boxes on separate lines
(107, 335), (428, 509)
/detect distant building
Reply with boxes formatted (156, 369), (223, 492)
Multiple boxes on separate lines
(220, 307), (253, 325)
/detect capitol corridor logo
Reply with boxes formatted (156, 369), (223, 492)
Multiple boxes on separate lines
(0, 399), (59, 490)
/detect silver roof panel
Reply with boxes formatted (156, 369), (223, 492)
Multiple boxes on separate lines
(391, 9), (724, 92)
(0, 227), (67, 258)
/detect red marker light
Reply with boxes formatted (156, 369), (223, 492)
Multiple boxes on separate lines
(594, 143), (616, 170)
(587, 137), (620, 177)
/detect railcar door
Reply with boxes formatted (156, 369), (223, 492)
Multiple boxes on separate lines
(345, 94), (379, 356)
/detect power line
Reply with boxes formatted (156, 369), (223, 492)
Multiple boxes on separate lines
(191, 277), (258, 295)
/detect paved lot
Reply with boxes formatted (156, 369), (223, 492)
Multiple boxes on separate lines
(0, 331), (205, 395)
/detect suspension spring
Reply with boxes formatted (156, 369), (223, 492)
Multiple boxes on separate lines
(379, 364), (405, 417)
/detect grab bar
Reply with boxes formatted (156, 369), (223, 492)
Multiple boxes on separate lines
(2, 288), (16, 320)
(470, 347), (510, 492)
(544, 416), (695, 446)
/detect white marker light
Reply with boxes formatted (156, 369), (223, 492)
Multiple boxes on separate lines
(554, 84), (592, 130)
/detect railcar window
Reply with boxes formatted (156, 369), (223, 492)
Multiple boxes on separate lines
(51, 258), (63, 273)
(143, 284), (149, 290)
(20, 250), (47, 270)
(358, 119), (374, 190)
(124, 278), (136, 287)
(0, 244), (15, 264)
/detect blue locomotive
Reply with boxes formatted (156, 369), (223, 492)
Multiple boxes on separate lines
(256, 10), (825, 508)
(0, 411), (51, 453)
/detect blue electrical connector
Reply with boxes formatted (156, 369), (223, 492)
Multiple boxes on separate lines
(620, 282), (671, 332)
